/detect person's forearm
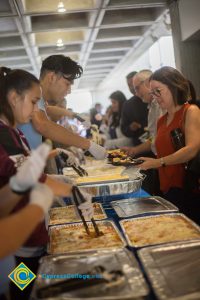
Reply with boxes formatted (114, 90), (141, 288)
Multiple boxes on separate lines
(45, 176), (72, 197)
(121, 122), (133, 137)
(32, 111), (90, 149)
(48, 149), (59, 159)
(160, 145), (199, 166)
(0, 185), (21, 217)
(0, 204), (44, 259)
(134, 140), (151, 156)
(46, 106), (74, 121)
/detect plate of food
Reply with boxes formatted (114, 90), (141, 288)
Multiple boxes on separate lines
(107, 149), (127, 159)
(109, 157), (144, 167)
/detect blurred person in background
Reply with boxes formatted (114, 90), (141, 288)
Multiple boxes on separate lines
(47, 99), (88, 137)
(90, 103), (103, 129)
(187, 79), (200, 108)
(121, 71), (148, 146)
(101, 91), (132, 149)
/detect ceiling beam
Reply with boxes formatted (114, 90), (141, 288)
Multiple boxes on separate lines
(8, 0), (39, 75)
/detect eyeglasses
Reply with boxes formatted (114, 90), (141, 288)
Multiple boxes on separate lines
(134, 80), (144, 93)
(150, 88), (162, 97)
(62, 73), (74, 84)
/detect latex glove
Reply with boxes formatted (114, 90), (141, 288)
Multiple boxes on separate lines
(121, 167), (142, 180)
(9, 143), (50, 193)
(57, 148), (79, 167)
(70, 147), (86, 165)
(72, 187), (94, 220)
(82, 120), (91, 129)
(29, 183), (53, 216)
(48, 174), (75, 185)
(78, 201), (94, 220)
(88, 141), (107, 160)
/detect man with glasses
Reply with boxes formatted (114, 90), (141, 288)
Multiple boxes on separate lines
(18, 55), (106, 160)
(121, 71), (148, 146)
(123, 69), (163, 156)
(122, 69), (164, 194)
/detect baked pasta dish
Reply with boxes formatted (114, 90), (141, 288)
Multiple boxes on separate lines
(49, 221), (124, 254)
(49, 203), (106, 225)
(63, 165), (125, 178)
(121, 214), (200, 247)
(76, 173), (129, 185)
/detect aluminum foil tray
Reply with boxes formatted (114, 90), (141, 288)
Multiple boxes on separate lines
(48, 203), (107, 226)
(31, 248), (149, 300)
(48, 220), (126, 255)
(138, 240), (200, 300)
(63, 164), (125, 178)
(74, 174), (145, 198)
(111, 196), (178, 218)
(120, 213), (200, 248)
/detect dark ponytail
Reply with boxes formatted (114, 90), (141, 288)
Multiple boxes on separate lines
(0, 67), (39, 126)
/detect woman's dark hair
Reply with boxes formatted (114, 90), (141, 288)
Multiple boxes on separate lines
(149, 66), (189, 105)
(0, 67), (39, 126)
(109, 90), (127, 127)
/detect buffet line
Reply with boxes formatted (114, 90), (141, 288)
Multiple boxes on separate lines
(31, 151), (200, 300)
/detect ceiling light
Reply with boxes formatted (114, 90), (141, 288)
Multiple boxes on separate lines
(57, 38), (64, 47)
(57, 1), (66, 13)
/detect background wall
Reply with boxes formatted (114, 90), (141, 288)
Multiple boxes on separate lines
(179, 0), (200, 41)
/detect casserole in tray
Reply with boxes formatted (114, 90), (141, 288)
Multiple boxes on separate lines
(48, 203), (107, 226)
(120, 213), (200, 248)
(49, 220), (126, 255)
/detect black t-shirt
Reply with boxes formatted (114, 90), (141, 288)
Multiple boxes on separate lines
(121, 96), (148, 145)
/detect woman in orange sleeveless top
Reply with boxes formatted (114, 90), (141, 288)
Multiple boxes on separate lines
(138, 66), (200, 219)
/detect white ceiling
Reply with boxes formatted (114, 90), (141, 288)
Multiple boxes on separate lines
(0, 0), (170, 90)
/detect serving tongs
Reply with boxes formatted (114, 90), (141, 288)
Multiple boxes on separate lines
(36, 266), (124, 298)
(60, 152), (88, 177)
(73, 164), (88, 177)
(72, 186), (103, 237)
